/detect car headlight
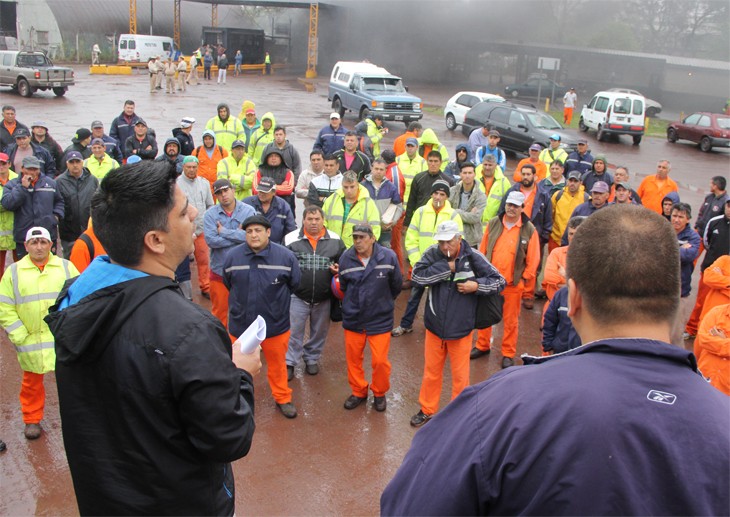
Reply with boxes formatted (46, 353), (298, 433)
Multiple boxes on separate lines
(371, 101), (384, 109)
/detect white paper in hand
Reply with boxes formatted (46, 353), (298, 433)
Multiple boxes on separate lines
(236, 315), (266, 354)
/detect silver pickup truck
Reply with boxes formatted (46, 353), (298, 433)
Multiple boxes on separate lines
(0, 50), (75, 97)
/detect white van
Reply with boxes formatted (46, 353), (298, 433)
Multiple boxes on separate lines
(579, 90), (646, 145)
(117, 34), (175, 63)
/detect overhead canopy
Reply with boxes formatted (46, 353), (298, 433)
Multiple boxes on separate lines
(183, 0), (341, 7)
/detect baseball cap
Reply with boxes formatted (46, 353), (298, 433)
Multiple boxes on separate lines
(330, 112), (341, 120)
(14, 128), (30, 138)
(73, 128), (92, 142)
(242, 214), (271, 230)
(25, 226), (51, 243)
(90, 138), (105, 146)
(231, 139), (246, 149)
(180, 117), (195, 128)
(505, 191), (526, 206)
(135, 119), (147, 127)
(351, 224), (374, 237)
(65, 151), (83, 162)
(577, 138), (588, 145)
(182, 155), (199, 164)
(31, 121), (48, 129)
(433, 220), (461, 241)
(567, 171), (582, 181)
(257, 177), (276, 193)
(126, 155), (142, 164)
(591, 181), (610, 193)
(431, 180), (451, 195)
(529, 143), (542, 152)
(615, 181), (631, 191)
(22, 156), (42, 169)
(488, 129), (500, 137)
(213, 178), (233, 194)
(0, 152), (9, 163)
(406, 137), (418, 147)
(91, 120), (104, 129)
(245, 108), (256, 115)
(550, 133), (561, 141)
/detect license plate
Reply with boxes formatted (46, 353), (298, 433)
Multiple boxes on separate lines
(52, 82), (61, 87)
(616, 116), (625, 121)
(394, 115), (404, 121)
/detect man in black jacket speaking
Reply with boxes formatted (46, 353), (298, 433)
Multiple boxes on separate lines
(45, 160), (261, 516)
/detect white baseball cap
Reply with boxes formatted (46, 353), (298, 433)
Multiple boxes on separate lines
(433, 220), (461, 241)
(25, 226), (51, 243)
(330, 112), (341, 120)
(505, 191), (526, 207)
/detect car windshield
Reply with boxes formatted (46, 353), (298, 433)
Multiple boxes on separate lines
(17, 54), (51, 67)
(716, 117), (730, 129)
(362, 77), (405, 93)
(526, 112), (561, 129)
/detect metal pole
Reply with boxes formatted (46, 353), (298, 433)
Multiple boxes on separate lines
(150, 0), (154, 35)
(76, 32), (79, 63)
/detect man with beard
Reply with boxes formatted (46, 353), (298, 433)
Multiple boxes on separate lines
(155, 138), (184, 174)
(205, 103), (245, 151)
(499, 164), (552, 309)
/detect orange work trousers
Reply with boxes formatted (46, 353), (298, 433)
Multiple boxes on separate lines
(390, 214), (406, 276)
(210, 276), (230, 329)
(344, 329), (391, 397)
(476, 283), (523, 358)
(564, 107), (574, 125)
(262, 331), (292, 404)
(418, 330), (471, 416)
(193, 234), (210, 294)
(685, 272), (710, 336)
(20, 371), (45, 424)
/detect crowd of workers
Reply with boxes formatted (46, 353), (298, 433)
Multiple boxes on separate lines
(0, 97), (728, 432)
(0, 93), (728, 513)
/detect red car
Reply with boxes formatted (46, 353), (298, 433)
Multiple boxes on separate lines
(667, 112), (730, 152)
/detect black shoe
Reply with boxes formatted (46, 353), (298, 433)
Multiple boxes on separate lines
(410, 410), (431, 427)
(501, 356), (515, 369)
(534, 289), (547, 299)
(373, 396), (387, 412)
(277, 402), (298, 419)
(344, 395), (367, 410)
(305, 363), (319, 375)
(470, 347), (491, 360)
(287, 365), (294, 381)
(0, 439), (6, 452)
(522, 298), (534, 310)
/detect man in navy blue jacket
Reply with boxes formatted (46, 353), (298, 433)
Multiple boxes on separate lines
(669, 202), (700, 346)
(223, 214), (301, 419)
(339, 224), (402, 412)
(381, 204), (730, 516)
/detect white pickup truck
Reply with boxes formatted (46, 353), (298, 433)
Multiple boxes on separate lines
(0, 50), (75, 97)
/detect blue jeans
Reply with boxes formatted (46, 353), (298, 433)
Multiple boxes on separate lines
(400, 283), (425, 329)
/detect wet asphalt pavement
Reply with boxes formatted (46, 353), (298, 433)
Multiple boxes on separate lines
(0, 67), (727, 516)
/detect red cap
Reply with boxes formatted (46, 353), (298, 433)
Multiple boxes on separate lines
(0, 152), (9, 162)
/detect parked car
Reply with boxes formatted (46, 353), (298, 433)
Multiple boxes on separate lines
(607, 88), (662, 117)
(328, 61), (423, 125)
(443, 91), (504, 130)
(579, 90), (645, 145)
(462, 101), (578, 156)
(667, 112), (730, 152)
(504, 78), (563, 99)
(0, 50), (74, 97)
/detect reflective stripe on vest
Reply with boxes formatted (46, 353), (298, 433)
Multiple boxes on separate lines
(14, 341), (54, 353)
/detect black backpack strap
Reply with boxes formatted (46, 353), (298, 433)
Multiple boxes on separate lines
(78, 233), (94, 259)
